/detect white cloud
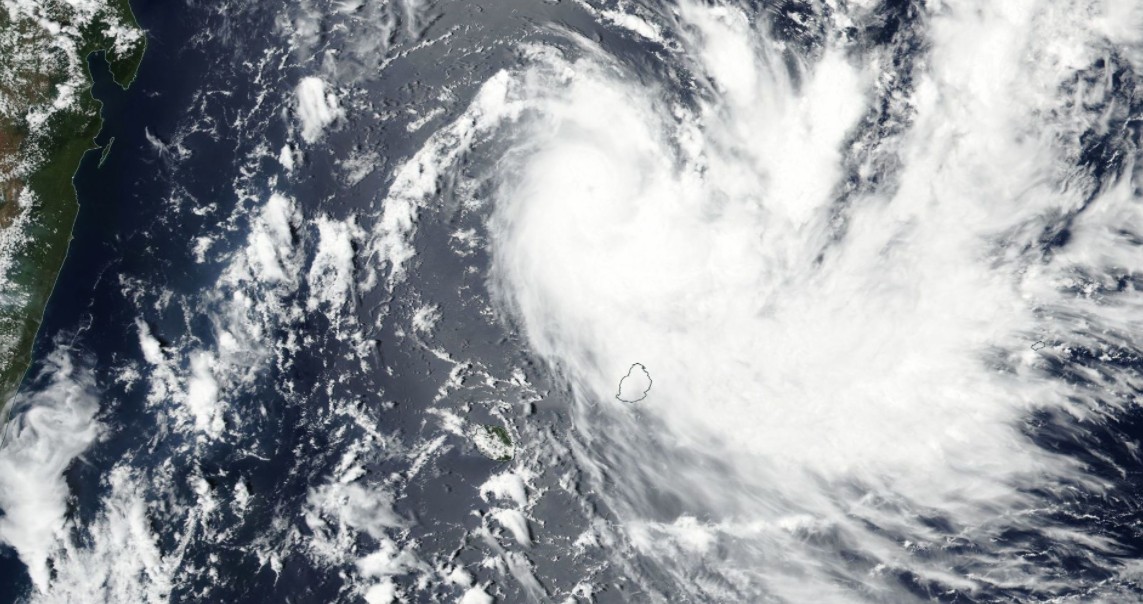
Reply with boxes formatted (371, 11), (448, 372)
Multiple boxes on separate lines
(0, 349), (100, 592)
(615, 363), (651, 402)
(367, 70), (521, 287)
(360, 0), (1143, 598)
(135, 320), (164, 365)
(247, 192), (301, 284)
(491, 509), (531, 546)
(599, 9), (663, 43)
(278, 144), (296, 172)
(30, 466), (174, 604)
(295, 76), (344, 143)
(304, 478), (428, 601)
(307, 215), (364, 314)
(479, 471), (528, 508)
(184, 352), (223, 437)
(410, 303), (441, 334)
(459, 584), (494, 604)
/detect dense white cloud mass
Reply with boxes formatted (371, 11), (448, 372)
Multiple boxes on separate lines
(295, 76), (343, 143)
(0, 349), (100, 592)
(616, 363), (652, 403)
(333, 0), (1143, 596)
(463, 0), (1143, 599)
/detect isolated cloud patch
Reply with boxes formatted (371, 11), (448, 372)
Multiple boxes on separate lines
(295, 76), (343, 143)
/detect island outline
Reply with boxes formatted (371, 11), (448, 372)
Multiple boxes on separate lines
(616, 362), (653, 403)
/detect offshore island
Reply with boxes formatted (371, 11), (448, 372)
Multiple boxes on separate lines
(616, 363), (652, 403)
(0, 0), (146, 424)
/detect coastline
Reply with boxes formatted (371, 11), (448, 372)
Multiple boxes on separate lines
(0, 0), (146, 432)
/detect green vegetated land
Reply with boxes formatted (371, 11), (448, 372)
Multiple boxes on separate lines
(474, 424), (514, 462)
(0, 0), (146, 425)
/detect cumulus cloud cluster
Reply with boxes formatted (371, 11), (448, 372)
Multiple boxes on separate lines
(295, 76), (344, 143)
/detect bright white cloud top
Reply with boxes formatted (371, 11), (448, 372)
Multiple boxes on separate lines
(370, 0), (1143, 599)
(295, 76), (343, 143)
(616, 363), (652, 403)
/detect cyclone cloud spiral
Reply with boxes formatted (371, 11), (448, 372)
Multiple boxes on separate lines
(0, 0), (1141, 602)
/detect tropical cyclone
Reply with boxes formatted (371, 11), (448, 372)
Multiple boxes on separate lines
(0, 0), (145, 424)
